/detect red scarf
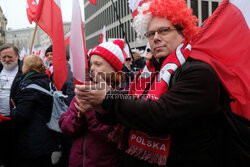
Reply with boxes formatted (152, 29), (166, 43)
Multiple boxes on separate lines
(109, 41), (191, 166)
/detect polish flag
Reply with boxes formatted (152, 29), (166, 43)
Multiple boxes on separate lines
(64, 31), (70, 46)
(70, 0), (88, 85)
(99, 26), (106, 43)
(26, 0), (38, 24)
(190, 0), (250, 120)
(123, 44), (130, 59)
(19, 48), (27, 60)
(128, 0), (150, 18)
(88, 0), (97, 5)
(35, 0), (67, 90)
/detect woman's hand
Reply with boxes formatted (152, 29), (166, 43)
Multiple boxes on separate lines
(74, 97), (93, 118)
(74, 72), (110, 108)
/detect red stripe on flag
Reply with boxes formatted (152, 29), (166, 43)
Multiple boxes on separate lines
(36, 0), (68, 90)
(88, 0), (96, 5)
(191, 0), (250, 120)
(26, 0), (38, 24)
(99, 34), (104, 43)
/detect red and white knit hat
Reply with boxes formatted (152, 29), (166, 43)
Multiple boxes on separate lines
(89, 39), (125, 71)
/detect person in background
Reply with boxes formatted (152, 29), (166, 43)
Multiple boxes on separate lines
(122, 57), (135, 90)
(59, 39), (126, 167)
(124, 57), (133, 70)
(45, 45), (74, 167)
(74, 0), (232, 166)
(45, 45), (74, 106)
(10, 55), (58, 167)
(0, 44), (23, 167)
(144, 48), (153, 63)
(130, 48), (146, 71)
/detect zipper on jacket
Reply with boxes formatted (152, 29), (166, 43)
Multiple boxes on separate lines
(82, 135), (87, 167)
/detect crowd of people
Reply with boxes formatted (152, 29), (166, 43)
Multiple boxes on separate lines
(0, 0), (249, 167)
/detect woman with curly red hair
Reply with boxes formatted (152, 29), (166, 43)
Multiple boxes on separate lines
(75, 0), (229, 166)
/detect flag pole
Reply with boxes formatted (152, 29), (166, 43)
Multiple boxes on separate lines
(29, 20), (39, 55)
(110, 0), (135, 63)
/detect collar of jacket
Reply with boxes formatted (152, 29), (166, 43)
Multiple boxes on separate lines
(149, 56), (166, 72)
(21, 71), (36, 82)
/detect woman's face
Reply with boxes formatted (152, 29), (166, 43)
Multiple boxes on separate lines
(90, 54), (116, 82)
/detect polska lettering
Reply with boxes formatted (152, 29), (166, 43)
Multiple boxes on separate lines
(131, 134), (166, 151)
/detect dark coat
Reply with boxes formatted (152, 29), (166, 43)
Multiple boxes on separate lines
(10, 72), (58, 159)
(59, 97), (118, 167)
(98, 58), (227, 167)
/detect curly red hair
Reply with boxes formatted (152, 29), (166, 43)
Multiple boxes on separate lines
(145, 0), (199, 40)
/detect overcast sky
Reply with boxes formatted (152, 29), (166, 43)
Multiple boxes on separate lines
(0, 0), (85, 29)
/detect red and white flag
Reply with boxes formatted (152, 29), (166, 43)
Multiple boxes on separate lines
(88, 0), (97, 5)
(64, 31), (70, 46)
(26, 0), (38, 24)
(190, 0), (250, 120)
(70, 0), (88, 85)
(35, 0), (67, 90)
(123, 44), (129, 59)
(99, 26), (106, 43)
(128, 0), (150, 18)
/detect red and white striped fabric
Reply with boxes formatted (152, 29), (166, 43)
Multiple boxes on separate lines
(26, 0), (38, 24)
(99, 26), (106, 43)
(35, 0), (68, 90)
(128, 0), (150, 18)
(190, 0), (250, 120)
(70, 0), (88, 85)
(123, 44), (130, 59)
(64, 31), (70, 46)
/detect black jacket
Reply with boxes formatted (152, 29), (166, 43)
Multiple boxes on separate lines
(98, 58), (226, 167)
(10, 72), (58, 159)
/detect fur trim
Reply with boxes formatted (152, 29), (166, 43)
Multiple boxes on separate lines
(132, 2), (152, 41)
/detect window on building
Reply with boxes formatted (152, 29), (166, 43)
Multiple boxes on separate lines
(202, 1), (208, 22)
(191, 0), (198, 18)
(212, 2), (219, 13)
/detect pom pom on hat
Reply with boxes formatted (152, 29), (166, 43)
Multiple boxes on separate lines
(89, 40), (125, 71)
(113, 39), (124, 51)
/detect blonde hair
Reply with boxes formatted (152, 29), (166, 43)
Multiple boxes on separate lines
(111, 72), (125, 84)
(23, 55), (46, 74)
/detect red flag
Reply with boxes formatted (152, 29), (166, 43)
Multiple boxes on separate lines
(26, 0), (38, 24)
(99, 26), (106, 43)
(35, 0), (67, 90)
(69, 0), (88, 85)
(128, 0), (150, 18)
(88, 0), (97, 5)
(190, 0), (250, 120)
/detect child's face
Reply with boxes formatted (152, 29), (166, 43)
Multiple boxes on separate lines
(90, 55), (116, 82)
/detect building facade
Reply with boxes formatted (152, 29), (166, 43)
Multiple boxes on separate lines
(0, 7), (7, 46)
(6, 22), (71, 51)
(84, 0), (222, 50)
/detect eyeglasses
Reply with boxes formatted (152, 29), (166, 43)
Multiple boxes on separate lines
(144, 27), (177, 39)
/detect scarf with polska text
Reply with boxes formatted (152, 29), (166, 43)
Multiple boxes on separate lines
(108, 41), (191, 166)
